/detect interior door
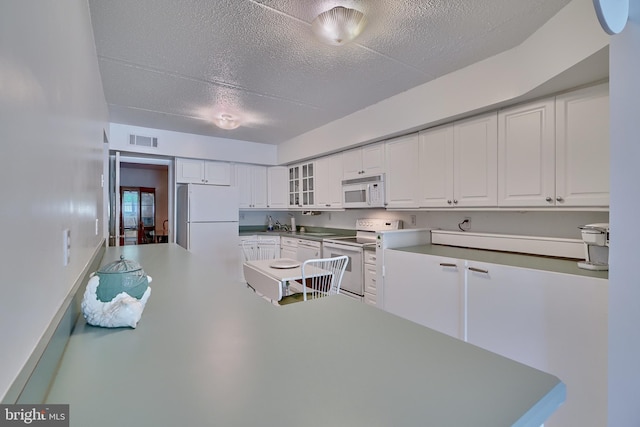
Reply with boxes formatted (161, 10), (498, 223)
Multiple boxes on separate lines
(120, 186), (155, 245)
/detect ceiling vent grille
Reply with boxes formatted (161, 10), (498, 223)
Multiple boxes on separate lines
(129, 134), (158, 148)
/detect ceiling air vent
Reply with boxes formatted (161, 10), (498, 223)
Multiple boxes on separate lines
(129, 134), (158, 148)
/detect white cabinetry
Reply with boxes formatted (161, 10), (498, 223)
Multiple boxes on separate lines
(342, 143), (385, 179)
(419, 113), (497, 208)
(453, 113), (498, 207)
(234, 164), (267, 209)
(267, 166), (288, 209)
(288, 162), (315, 208)
(315, 153), (343, 209)
(383, 248), (607, 427)
(363, 250), (378, 306)
(385, 134), (420, 208)
(280, 237), (298, 260)
(176, 158), (231, 185)
(418, 124), (454, 207)
(497, 99), (556, 206)
(498, 83), (609, 207)
(239, 234), (281, 278)
(555, 83), (610, 206)
(383, 250), (463, 339)
(465, 261), (607, 427)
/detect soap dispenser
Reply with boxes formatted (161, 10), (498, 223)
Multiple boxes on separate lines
(267, 215), (274, 231)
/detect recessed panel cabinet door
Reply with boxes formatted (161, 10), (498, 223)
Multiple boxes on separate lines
(555, 83), (610, 206)
(466, 262), (607, 427)
(385, 134), (420, 208)
(497, 99), (556, 207)
(419, 124), (454, 207)
(453, 113), (498, 207)
(383, 250), (463, 339)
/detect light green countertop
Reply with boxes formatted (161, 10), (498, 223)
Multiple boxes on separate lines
(45, 244), (564, 426)
(393, 244), (608, 280)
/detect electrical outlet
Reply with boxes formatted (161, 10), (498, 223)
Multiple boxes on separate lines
(63, 229), (71, 266)
(328, 212), (332, 221)
(239, 212), (245, 220)
(410, 215), (417, 226)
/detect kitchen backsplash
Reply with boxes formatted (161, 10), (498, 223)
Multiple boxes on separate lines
(240, 209), (608, 240)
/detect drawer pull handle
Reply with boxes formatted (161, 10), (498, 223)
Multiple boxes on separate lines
(468, 267), (489, 274)
(439, 263), (457, 268)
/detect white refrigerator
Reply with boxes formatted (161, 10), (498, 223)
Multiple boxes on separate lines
(177, 184), (239, 280)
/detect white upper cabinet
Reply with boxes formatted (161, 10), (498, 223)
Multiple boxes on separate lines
(418, 113), (497, 208)
(555, 83), (610, 206)
(385, 134), (420, 208)
(288, 162), (316, 208)
(315, 153), (343, 209)
(267, 166), (288, 209)
(497, 83), (609, 207)
(176, 158), (231, 185)
(454, 112), (498, 207)
(497, 99), (556, 206)
(234, 164), (267, 209)
(342, 143), (385, 179)
(419, 124), (455, 207)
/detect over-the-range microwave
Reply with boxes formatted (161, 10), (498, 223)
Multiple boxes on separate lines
(342, 174), (385, 208)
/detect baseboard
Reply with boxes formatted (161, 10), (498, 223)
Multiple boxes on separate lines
(2, 241), (105, 404)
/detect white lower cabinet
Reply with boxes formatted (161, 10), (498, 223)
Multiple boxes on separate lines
(465, 261), (607, 427)
(383, 249), (607, 427)
(383, 250), (463, 339)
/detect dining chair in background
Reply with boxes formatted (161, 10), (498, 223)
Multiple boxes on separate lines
(242, 238), (279, 262)
(279, 255), (349, 305)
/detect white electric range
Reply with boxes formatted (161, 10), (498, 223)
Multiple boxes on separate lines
(323, 219), (402, 301)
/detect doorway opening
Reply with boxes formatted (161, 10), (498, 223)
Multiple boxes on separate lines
(115, 161), (170, 246)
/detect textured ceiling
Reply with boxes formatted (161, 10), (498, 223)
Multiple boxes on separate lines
(89, 0), (572, 145)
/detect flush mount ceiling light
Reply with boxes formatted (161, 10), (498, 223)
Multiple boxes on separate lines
(213, 113), (240, 130)
(311, 6), (366, 46)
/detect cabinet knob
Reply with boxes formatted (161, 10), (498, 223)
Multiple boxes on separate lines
(545, 197), (553, 203)
(447, 200), (452, 205)
(453, 199), (458, 205)
(556, 197), (564, 203)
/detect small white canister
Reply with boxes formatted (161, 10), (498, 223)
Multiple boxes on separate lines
(290, 217), (296, 232)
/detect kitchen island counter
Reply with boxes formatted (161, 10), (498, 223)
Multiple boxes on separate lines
(45, 244), (564, 426)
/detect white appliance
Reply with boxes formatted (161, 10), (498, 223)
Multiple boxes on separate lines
(342, 174), (385, 208)
(177, 184), (239, 279)
(577, 223), (609, 271)
(323, 219), (402, 301)
(375, 228), (431, 307)
(296, 238), (322, 262)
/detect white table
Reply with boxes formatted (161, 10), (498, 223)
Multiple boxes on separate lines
(243, 258), (330, 301)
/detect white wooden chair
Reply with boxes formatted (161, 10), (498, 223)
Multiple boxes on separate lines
(242, 238), (279, 262)
(279, 255), (349, 305)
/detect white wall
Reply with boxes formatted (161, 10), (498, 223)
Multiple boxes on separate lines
(110, 123), (278, 165)
(278, 0), (609, 164)
(287, 209), (608, 240)
(0, 1), (108, 400)
(608, 3), (640, 424)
